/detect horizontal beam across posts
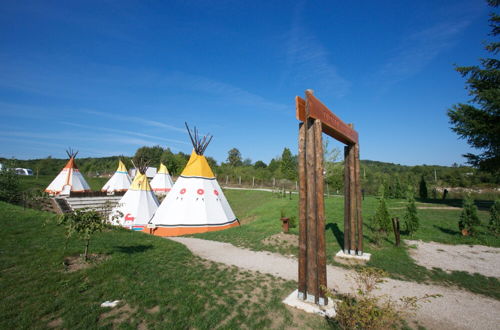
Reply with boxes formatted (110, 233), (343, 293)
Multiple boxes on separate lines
(295, 95), (358, 145)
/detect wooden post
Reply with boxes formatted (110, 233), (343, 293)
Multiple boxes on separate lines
(305, 117), (318, 302)
(298, 122), (307, 299)
(343, 145), (351, 254)
(226, 176), (228, 185)
(252, 177), (255, 187)
(348, 142), (356, 255)
(239, 176), (241, 185)
(314, 119), (327, 305)
(354, 143), (363, 255)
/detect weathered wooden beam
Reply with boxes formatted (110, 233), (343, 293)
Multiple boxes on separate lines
(304, 90), (318, 303)
(296, 94), (358, 144)
(313, 119), (327, 305)
(354, 143), (363, 254)
(305, 116), (318, 303)
(343, 145), (351, 253)
(298, 122), (307, 299)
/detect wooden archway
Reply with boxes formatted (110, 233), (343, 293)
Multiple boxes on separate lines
(295, 90), (363, 305)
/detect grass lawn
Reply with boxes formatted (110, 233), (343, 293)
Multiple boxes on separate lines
(0, 201), (328, 329)
(194, 190), (500, 300)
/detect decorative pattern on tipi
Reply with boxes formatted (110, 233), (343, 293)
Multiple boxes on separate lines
(150, 163), (174, 194)
(110, 162), (159, 231)
(101, 160), (131, 193)
(148, 123), (239, 236)
(45, 149), (91, 196)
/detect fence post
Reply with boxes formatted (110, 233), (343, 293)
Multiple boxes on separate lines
(226, 176), (228, 185)
(252, 177), (255, 187)
(239, 176), (241, 185)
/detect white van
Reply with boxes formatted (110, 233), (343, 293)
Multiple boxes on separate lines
(14, 168), (33, 176)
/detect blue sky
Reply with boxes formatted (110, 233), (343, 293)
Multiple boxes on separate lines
(0, 0), (492, 166)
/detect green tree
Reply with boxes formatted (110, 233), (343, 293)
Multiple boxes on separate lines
(488, 199), (500, 234)
(419, 176), (428, 200)
(227, 148), (242, 167)
(254, 160), (267, 169)
(458, 195), (481, 236)
(268, 158), (281, 174)
(280, 148), (297, 180)
(160, 148), (179, 175)
(372, 197), (391, 233)
(0, 168), (21, 204)
(377, 183), (385, 199)
(134, 145), (164, 166)
(58, 209), (107, 261)
(403, 195), (419, 236)
(447, 0), (500, 173)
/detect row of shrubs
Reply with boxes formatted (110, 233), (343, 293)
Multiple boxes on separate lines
(371, 191), (500, 241)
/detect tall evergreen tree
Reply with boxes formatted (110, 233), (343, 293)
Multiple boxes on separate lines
(226, 148), (242, 167)
(373, 197), (391, 233)
(488, 199), (500, 234)
(447, 0), (500, 173)
(403, 195), (419, 236)
(280, 147), (297, 180)
(419, 176), (428, 200)
(458, 195), (481, 236)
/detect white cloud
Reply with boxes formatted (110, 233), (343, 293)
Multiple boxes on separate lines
(164, 72), (289, 113)
(83, 110), (186, 133)
(60, 121), (188, 146)
(280, 2), (351, 98)
(372, 19), (473, 89)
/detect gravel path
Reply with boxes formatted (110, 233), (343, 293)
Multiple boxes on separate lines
(406, 240), (500, 278)
(169, 237), (500, 330)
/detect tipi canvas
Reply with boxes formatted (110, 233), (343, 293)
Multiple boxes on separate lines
(110, 163), (159, 231)
(102, 160), (131, 193)
(150, 163), (174, 194)
(45, 149), (91, 196)
(148, 124), (239, 236)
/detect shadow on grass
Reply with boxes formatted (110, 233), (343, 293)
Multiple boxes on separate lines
(433, 225), (460, 236)
(326, 223), (343, 248)
(114, 245), (153, 254)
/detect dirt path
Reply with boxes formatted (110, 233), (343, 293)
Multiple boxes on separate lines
(169, 237), (500, 330)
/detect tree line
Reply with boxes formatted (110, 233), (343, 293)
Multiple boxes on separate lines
(2, 143), (498, 197)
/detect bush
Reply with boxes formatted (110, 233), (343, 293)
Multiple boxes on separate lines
(403, 196), (419, 236)
(325, 267), (439, 330)
(372, 198), (391, 233)
(458, 195), (481, 236)
(58, 209), (108, 261)
(0, 169), (21, 204)
(488, 200), (500, 235)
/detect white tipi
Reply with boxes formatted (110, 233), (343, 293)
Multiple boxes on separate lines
(110, 162), (159, 231)
(45, 149), (91, 196)
(101, 160), (131, 193)
(148, 124), (239, 236)
(150, 163), (174, 195)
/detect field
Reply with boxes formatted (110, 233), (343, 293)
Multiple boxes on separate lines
(0, 201), (328, 329)
(3, 175), (499, 328)
(195, 190), (500, 299)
